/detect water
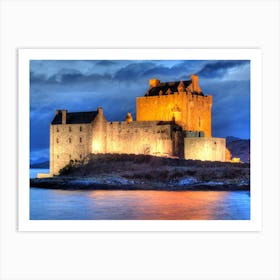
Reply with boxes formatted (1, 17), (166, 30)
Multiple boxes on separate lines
(30, 168), (49, 178)
(30, 188), (250, 220)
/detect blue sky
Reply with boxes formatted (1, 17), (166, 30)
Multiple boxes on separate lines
(30, 60), (250, 163)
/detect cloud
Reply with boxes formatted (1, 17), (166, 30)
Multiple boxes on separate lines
(31, 70), (113, 86)
(114, 62), (156, 81)
(95, 60), (117, 66)
(208, 80), (250, 139)
(197, 60), (250, 79)
(113, 60), (210, 83)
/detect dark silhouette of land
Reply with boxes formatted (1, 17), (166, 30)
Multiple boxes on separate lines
(30, 154), (250, 191)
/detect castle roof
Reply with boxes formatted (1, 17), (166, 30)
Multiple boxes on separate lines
(51, 111), (98, 125)
(145, 80), (203, 96)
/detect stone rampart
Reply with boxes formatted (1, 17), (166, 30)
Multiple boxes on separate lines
(104, 121), (174, 157)
(184, 137), (226, 162)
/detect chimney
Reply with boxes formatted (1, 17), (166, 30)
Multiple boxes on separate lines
(61, 110), (67, 124)
(177, 80), (185, 92)
(97, 107), (103, 115)
(149, 79), (160, 88)
(191, 74), (202, 93)
(125, 112), (133, 123)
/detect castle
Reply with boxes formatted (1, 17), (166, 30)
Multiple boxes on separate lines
(38, 74), (227, 178)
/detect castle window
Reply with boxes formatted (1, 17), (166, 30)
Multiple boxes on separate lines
(80, 126), (82, 132)
(69, 126), (72, 132)
(56, 138), (59, 143)
(69, 154), (71, 159)
(80, 137), (82, 143)
(56, 127), (59, 133)
(80, 154), (82, 159)
(57, 155), (59, 159)
(69, 138), (72, 143)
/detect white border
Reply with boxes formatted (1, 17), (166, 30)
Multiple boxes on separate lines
(18, 49), (262, 231)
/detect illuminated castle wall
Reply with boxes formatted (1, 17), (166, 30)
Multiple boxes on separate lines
(137, 75), (212, 137)
(39, 75), (226, 177)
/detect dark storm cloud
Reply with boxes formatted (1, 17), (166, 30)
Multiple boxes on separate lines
(30, 60), (208, 89)
(30, 72), (47, 83)
(197, 60), (250, 78)
(206, 80), (250, 139)
(142, 62), (188, 78)
(113, 60), (207, 82)
(31, 70), (113, 85)
(95, 60), (117, 66)
(114, 62), (156, 81)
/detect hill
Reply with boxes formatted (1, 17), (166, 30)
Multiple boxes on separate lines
(30, 161), (49, 169)
(226, 138), (250, 163)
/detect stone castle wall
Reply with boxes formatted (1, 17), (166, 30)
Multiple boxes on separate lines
(90, 108), (184, 158)
(184, 137), (226, 162)
(136, 92), (212, 137)
(50, 123), (92, 175)
(50, 118), (185, 175)
(104, 121), (180, 157)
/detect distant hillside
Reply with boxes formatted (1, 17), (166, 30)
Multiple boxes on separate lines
(226, 138), (250, 163)
(226, 136), (241, 143)
(30, 161), (49, 169)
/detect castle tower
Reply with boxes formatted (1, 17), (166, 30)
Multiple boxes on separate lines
(136, 75), (212, 137)
(91, 107), (107, 153)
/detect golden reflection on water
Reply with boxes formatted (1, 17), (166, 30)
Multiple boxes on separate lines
(32, 189), (250, 220)
(87, 190), (234, 220)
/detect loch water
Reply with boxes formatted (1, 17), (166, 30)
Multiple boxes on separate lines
(30, 188), (250, 220)
(30, 169), (250, 220)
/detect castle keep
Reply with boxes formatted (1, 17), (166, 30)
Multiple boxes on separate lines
(137, 75), (212, 137)
(39, 75), (226, 177)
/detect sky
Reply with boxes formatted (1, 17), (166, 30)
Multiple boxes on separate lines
(30, 60), (250, 163)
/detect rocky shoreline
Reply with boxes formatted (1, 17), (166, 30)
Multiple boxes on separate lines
(30, 176), (250, 191)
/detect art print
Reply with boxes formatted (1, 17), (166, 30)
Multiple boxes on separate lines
(18, 49), (262, 231)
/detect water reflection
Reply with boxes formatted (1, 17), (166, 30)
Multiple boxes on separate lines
(30, 188), (250, 220)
